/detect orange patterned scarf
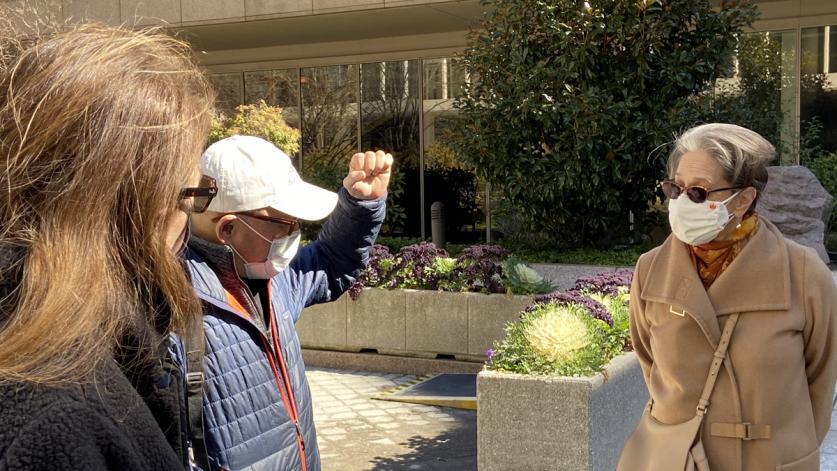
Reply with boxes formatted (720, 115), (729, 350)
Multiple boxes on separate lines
(689, 214), (759, 288)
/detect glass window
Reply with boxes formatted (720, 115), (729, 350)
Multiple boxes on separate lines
(712, 30), (799, 164)
(208, 72), (243, 117)
(423, 57), (468, 101)
(422, 58), (483, 244)
(300, 65), (359, 190)
(802, 27), (825, 76)
(801, 26), (837, 156)
(244, 69), (300, 130)
(361, 60), (421, 238)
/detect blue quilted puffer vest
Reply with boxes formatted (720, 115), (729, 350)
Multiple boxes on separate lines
(182, 189), (384, 471)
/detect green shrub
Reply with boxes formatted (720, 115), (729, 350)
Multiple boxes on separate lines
(498, 239), (645, 266)
(452, 0), (757, 246)
(803, 151), (837, 230)
(827, 231), (837, 252)
(210, 100), (300, 156)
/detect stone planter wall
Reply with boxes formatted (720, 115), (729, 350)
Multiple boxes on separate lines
(296, 288), (534, 362)
(477, 353), (648, 471)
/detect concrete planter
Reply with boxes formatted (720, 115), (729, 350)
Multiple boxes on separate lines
(347, 288), (408, 353)
(477, 353), (648, 471)
(296, 288), (533, 361)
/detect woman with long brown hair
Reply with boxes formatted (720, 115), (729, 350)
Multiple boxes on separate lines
(0, 24), (215, 469)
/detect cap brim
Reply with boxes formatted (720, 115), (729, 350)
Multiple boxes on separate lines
(271, 181), (338, 221)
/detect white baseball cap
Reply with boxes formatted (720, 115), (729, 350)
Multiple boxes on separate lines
(201, 135), (338, 221)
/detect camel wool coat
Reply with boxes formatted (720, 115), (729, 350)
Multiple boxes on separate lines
(630, 218), (837, 471)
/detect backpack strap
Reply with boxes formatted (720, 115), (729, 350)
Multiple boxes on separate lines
(695, 313), (739, 417)
(184, 313), (210, 471)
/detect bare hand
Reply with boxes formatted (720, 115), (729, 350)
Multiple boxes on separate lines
(343, 150), (393, 200)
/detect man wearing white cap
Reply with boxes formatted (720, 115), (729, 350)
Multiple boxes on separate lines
(181, 135), (390, 471)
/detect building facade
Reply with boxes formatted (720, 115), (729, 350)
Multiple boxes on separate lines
(7, 0), (837, 242)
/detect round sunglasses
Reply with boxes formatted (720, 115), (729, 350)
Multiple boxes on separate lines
(660, 180), (743, 204)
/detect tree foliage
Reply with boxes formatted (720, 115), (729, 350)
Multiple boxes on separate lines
(453, 0), (758, 246)
(210, 100), (301, 156)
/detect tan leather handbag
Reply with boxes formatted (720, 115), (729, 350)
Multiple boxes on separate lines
(616, 313), (739, 471)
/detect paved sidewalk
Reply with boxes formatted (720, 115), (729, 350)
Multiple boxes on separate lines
(307, 367), (476, 470)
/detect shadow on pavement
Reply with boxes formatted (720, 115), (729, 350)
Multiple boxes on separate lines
(368, 420), (477, 471)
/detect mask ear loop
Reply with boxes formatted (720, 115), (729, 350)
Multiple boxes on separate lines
(720, 191), (742, 227)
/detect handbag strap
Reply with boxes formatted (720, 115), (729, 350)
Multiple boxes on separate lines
(695, 313), (739, 417)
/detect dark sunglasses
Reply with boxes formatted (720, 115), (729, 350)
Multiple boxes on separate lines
(660, 180), (743, 204)
(179, 176), (218, 213)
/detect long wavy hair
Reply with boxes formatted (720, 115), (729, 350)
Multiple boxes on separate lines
(0, 24), (214, 384)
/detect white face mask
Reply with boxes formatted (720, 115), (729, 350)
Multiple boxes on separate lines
(228, 218), (301, 279)
(667, 191), (740, 246)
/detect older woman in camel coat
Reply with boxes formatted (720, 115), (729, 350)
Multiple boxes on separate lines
(627, 123), (837, 470)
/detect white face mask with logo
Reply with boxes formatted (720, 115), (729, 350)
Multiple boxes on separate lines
(228, 218), (301, 279)
(667, 191), (740, 246)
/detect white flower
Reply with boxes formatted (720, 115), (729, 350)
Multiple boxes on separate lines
(513, 263), (543, 285)
(525, 306), (591, 362)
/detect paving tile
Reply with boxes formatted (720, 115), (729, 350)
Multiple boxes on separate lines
(308, 367), (476, 470)
(406, 419), (430, 426)
(371, 438), (396, 445)
(320, 427), (347, 436)
(367, 415), (394, 423)
(821, 452), (837, 470)
(824, 430), (837, 454)
(330, 411), (357, 420)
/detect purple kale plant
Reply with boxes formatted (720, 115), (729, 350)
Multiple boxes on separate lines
(573, 269), (634, 297)
(455, 244), (510, 294)
(351, 242), (519, 298)
(457, 244), (511, 261)
(386, 242), (450, 290)
(349, 244), (394, 300)
(526, 290), (613, 326)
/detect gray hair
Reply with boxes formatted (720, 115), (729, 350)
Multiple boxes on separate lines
(668, 123), (775, 197)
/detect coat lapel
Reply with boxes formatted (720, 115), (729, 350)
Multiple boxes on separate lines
(706, 219), (790, 315)
(641, 234), (722, 348)
(639, 218), (791, 349)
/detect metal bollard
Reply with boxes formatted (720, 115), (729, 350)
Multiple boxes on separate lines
(431, 201), (446, 250)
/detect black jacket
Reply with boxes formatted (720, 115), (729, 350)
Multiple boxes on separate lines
(0, 246), (189, 470)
